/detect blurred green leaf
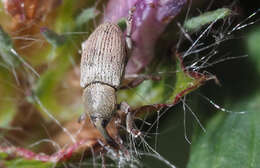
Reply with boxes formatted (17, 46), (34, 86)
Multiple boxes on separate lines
(40, 28), (66, 47)
(32, 0), (89, 119)
(0, 26), (19, 68)
(118, 57), (209, 108)
(0, 150), (54, 168)
(0, 26), (39, 78)
(184, 8), (232, 32)
(76, 7), (99, 27)
(247, 27), (260, 73)
(118, 77), (167, 107)
(187, 94), (260, 168)
(32, 42), (78, 118)
(54, 0), (77, 33)
(0, 26), (13, 49)
(0, 68), (16, 127)
(1, 159), (54, 168)
(187, 26), (260, 168)
(117, 18), (127, 31)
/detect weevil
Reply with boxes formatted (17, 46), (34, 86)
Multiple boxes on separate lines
(79, 8), (136, 143)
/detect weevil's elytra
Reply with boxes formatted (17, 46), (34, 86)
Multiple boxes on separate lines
(80, 22), (127, 89)
(80, 22), (128, 143)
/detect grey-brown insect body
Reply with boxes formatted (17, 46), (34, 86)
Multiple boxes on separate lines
(80, 22), (127, 89)
(80, 22), (127, 142)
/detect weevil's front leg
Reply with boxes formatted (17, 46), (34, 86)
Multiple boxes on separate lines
(126, 6), (135, 53)
(120, 101), (141, 138)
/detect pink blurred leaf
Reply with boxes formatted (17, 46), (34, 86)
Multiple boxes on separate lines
(104, 0), (187, 74)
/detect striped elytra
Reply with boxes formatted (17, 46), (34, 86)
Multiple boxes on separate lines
(80, 22), (127, 89)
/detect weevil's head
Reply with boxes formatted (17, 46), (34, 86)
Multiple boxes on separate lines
(82, 83), (116, 142)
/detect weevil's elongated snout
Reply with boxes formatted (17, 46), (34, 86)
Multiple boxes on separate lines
(91, 117), (115, 144)
(81, 83), (117, 143)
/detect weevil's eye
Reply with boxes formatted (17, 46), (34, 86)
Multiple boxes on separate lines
(101, 118), (109, 128)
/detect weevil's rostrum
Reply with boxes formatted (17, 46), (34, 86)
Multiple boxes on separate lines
(80, 22), (127, 89)
(80, 22), (128, 142)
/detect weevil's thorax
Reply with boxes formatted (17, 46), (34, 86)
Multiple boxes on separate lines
(80, 22), (127, 89)
(83, 83), (116, 121)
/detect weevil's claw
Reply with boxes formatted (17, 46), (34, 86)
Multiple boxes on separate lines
(130, 128), (142, 138)
(78, 113), (87, 123)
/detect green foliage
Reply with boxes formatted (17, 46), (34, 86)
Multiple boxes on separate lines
(117, 19), (127, 31)
(187, 26), (260, 168)
(247, 27), (260, 73)
(41, 28), (66, 47)
(184, 8), (232, 32)
(76, 7), (99, 27)
(117, 59), (206, 108)
(0, 68), (16, 126)
(0, 26), (19, 68)
(187, 95), (260, 168)
(0, 26), (13, 49)
(1, 159), (54, 168)
(0, 152), (54, 168)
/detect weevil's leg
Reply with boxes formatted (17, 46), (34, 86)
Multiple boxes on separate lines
(126, 6), (135, 52)
(98, 139), (118, 159)
(120, 74), (161, 90)
(120, 101), (141, 138)
(113, 135), (131, 160)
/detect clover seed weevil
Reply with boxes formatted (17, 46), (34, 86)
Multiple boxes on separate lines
(79, 9), (134, 143)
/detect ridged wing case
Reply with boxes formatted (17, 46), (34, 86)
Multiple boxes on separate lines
(80, 22), (127, 89)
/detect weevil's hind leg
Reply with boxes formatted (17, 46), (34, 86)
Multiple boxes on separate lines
(126, 6), (136, 53)
(120, 101), (141, 138)
(114, 135), (131, 160)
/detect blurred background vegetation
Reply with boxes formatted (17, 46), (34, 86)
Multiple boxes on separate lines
(0, 0), (260, 168)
